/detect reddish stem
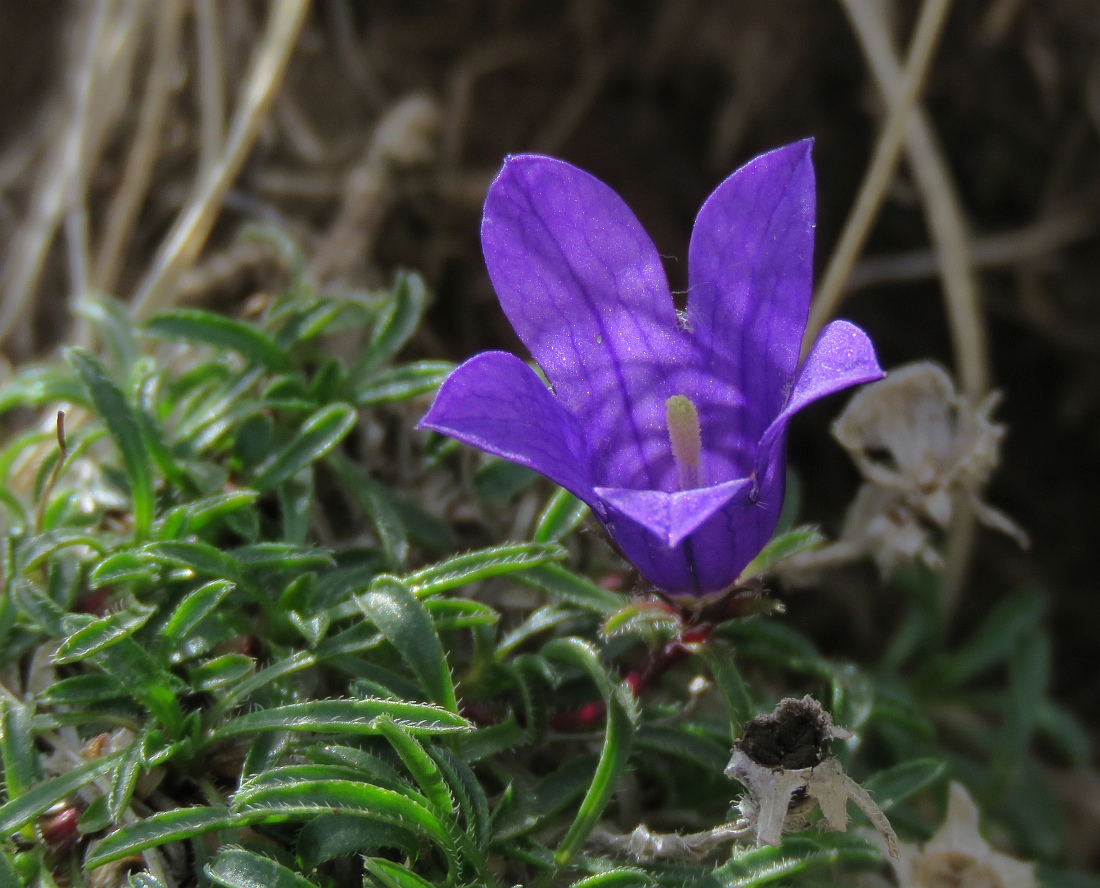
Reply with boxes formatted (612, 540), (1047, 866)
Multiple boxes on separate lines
(549, 622), (713, 730)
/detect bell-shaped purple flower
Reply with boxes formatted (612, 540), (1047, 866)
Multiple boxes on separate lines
(420, 141), (884, 600)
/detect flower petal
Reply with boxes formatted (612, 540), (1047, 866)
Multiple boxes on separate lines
(481, 155), (696, 490)
(756, 319), (885, 474)
(686, 140), (816, 443)
(594, 478), (753, 548)
(594, 473), (778, 597)
(419, 351), (594, 502)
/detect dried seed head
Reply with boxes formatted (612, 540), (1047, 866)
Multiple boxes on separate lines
(725, 696), (896, 856)
(735, 695), (847, 769)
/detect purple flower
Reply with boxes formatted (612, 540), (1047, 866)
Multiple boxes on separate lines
(420, 141), (884, 600)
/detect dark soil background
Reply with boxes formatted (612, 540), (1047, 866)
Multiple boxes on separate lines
(2, 0), (1099, 829)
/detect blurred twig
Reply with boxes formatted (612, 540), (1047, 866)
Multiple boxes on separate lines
(839, 0), (991, 620)
(806, 0), (953, 346)
(0, 0), (112, 348)
(129, 0), (311, 320)
(93, 0), (186, 294)
(193, 0), (226, 184)
(844, 205), (1098, 294)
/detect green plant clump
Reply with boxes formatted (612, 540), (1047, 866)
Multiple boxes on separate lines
(0, 251), (1091, 888)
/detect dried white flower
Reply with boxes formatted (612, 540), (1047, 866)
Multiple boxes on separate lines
(725, 696), (898, 857)
(887, 782), (1035, 888)
(778, 362), (1026, 583)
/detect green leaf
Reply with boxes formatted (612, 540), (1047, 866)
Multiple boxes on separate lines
(0, 700), (36, 800)
(634, 725), (729, 772)
(569, 871), (652, 888)
(357, 271), (429, 375)
(75, 294), (139, 377)
(356, 361), (454, 406)
(160, 490), (259, 536)
(0, 751), (123, 833)
(206, 847), (316, 888)
(400, 543), (565, 597)
(862, 758), (945, 811)
(714, 833), (881, 887)
(514, 564), (622, 614)
(473, 460), (537, 502)
(328, 455), (408, 569)
(429, 746), (491, 850)
(232, 543), (334, 572)
(145, 309), (293, 372)
(251, 404), (357, 492)
(89, 552), (154, 589)
(215, 699), (471, 740)
(373, 717), (454, 820)
(542, 638), (637, 868)
(701, 643), (752, 735)
(935, 588), (1046, 688)
(67, 348), (155, 540)
(992, 626), (1050, 791)
(141, 540), (251, 589)
(1035, 700), (1091, 766)
(231, 780), (453, 853)
(54, 605), (156, 664)
(190, 654), (255, 691)
(533, 488), (590, 543)
(363, 858), (436, 888)
(740, 525), (824, 580)
(107, 737), (143, 822)
(601, 600), (681, 643)
(19, 529), (107, 571)
(159, 580), (235, 653)
(297, 816), (419, 869)
(357, 579), (457, 712)
(87, 807), (234, 868)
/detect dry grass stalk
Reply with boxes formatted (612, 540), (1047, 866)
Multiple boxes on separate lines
(805, 0), (954, 346)
(837, 0), (993, 619)
(129, 0), (310, 321)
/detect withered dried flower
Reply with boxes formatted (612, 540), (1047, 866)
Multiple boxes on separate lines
(779, 362), (1026, 582)
(886, 782), (1034, 888)
(725, 696), (898, 856)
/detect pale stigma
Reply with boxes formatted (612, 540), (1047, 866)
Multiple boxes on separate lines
(665, 395), (702, 490)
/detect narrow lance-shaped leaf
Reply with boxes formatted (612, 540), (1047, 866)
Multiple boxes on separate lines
(67, 349), (155, 540)
(214, 699), (471, 740)
(251, 403), (357, 492)
(0, 752), (123, 833)
(363, 857), (437, 888)
(373, 716), (454, 820)
(205, 847), (316, 888)
(87, 805), (236, 867)
(356, 271), (429, 376)
(542, 637), (637, 868)
(356, 361), (454, 406)
(533, 488), (590, 543)
(54, 605), (156, 665)
(357, 579), (457, 712)
(398, 542), (565, 597)
(144, 309), (293, 372)
(0, 700), (36, 801)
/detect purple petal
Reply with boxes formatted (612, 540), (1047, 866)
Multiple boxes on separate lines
(594, 478), (753, 548)
(596, 468), (783, 597)
(756, 319), (885, 471)
(686, 140), (815, 445)
(419, 351), (594, 502)
(481, 155), (696, 491)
